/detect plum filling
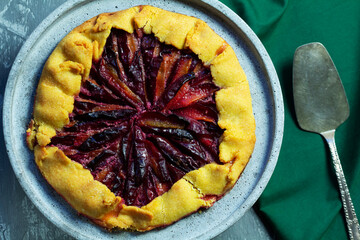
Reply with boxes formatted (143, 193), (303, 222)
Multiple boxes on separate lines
(50, 28), (223, 207)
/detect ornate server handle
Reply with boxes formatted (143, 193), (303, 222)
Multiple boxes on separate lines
(322, 130), (360, 240)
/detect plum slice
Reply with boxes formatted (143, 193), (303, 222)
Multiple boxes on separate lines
(50, 28), (224, 207)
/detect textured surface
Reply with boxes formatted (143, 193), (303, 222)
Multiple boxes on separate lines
(0, 0), (278, 239)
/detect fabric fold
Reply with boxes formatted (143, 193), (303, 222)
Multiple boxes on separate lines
(220, 0), (360, 239)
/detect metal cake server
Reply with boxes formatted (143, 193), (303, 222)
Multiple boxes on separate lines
(293, 42), (360, 240)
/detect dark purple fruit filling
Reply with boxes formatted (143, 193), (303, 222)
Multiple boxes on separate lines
(50, 28), (223, 207)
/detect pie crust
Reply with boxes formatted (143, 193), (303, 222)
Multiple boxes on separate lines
(26, 5), (256, 231)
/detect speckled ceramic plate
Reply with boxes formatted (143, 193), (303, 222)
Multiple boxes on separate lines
(3, 0), (283, 239)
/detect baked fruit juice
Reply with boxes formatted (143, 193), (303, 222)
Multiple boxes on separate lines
(26, 5), (255, 231)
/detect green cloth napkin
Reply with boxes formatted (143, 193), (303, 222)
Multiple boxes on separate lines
(220, 0), (360, 239)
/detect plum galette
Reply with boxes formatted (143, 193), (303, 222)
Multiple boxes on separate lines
(26, 5), (255, 231)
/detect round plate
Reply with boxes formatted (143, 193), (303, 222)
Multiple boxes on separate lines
(3, 0), (284, 239)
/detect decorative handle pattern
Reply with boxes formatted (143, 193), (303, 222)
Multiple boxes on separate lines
(321, 130), (360, 240)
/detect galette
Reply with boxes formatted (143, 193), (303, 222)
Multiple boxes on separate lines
(26, 5), (255, 231)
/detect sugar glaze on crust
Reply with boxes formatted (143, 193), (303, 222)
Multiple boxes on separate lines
(26, 5), (256, 231)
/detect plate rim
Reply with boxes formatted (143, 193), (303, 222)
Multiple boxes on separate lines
(2, 0), (284, 239)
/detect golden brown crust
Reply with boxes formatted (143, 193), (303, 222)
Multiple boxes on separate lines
(134, 5), (198, 50)
(26, 5), (256, 231)
(34, 145), (121, 219)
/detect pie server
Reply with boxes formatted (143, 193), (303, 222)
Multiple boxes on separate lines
(293, 42), (360, 240)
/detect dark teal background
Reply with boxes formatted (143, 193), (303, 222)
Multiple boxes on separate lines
(220, 0), (360, 239)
